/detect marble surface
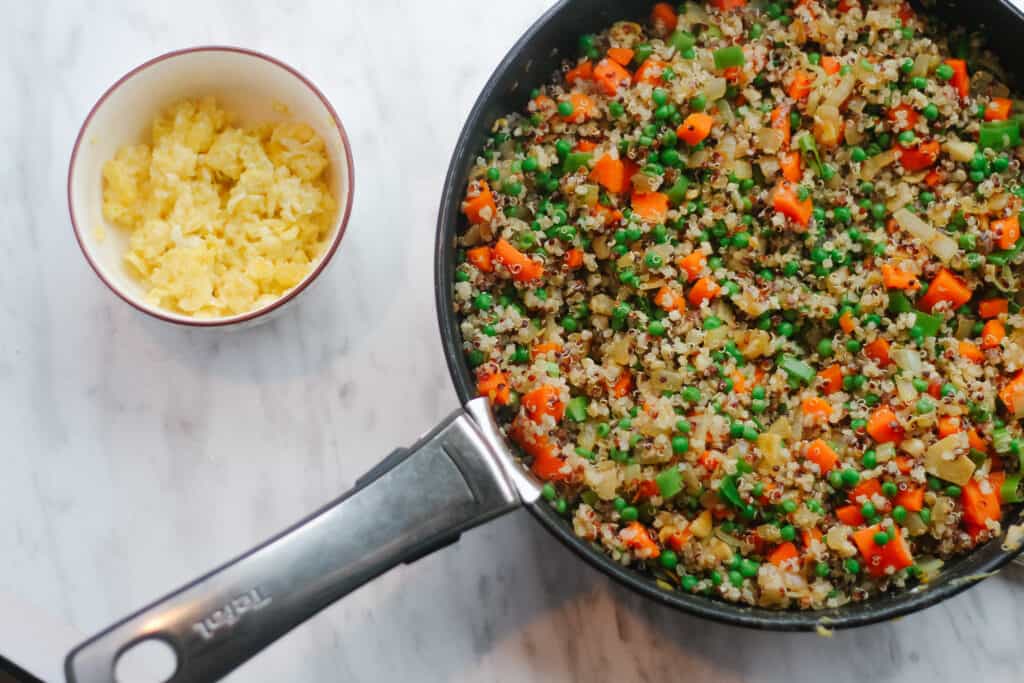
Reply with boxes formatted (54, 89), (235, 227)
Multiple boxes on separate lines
(1, 1), (1023, 681)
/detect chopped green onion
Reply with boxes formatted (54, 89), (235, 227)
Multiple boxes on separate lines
(979, 119), (1021, 151)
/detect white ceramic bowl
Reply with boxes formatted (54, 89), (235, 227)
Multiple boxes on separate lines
(68, 46), (354, 327)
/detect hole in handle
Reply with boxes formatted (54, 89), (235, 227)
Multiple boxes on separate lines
(115, 638), (178, 683)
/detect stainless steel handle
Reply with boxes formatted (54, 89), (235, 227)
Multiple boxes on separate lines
(65, 398), (540, 683)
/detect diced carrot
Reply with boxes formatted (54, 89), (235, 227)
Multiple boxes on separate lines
(896, 140), (941, 172)
(477, 371), (511, 405)
(918, 268), (972, 312)
(962, 477), (1002, 527)
(677, 251), (706, 281)
(887, 104), (920, 131)
(802, 396), (833, 419)
(770, 105), (791, 149)
(650, 2), (678, 33)
(532, 94), (556, 118)
(1000, 369), (1024, 416)
(631, 192), (669, 222)
(677, 112), (715, 145)
(688, 277), (721, 306)
(575, 139), (597, 152)
(968, 428), (988, 453)
(723, 66), (742, 83)
(923, 169), (944, 188)
(787, 70), (814, 101)
(730, 370), (748, 394)
(667, 528), (693, 552)
(937, 416), (962, 438)
(839, 310), (855, 334)
(852, 525), (913, 577)
(849, 479), (882, 504)
(959, 340), (985, 363)
(522, 385), (564, 424)
(985, 97), (1013, 121)
(493, 238), (544, 282)
(864, 338), (892, 367)
(591, 204), (623, 226)
(565, 60), (593, 85)
(898, 1), (915, 22)
(709, 0), (747, 9)
(562, 92), (595, 123)
(779, 150), (802, 182)
(944, 58), (969, 99)
(564, 248), (584, 270)
(817, 364), (843, 395)
(613, 370), (633, 398)
(593, 58), (632, 95)
(467, 246), (493, 273)
(772, 181), (813, 227)
(635, 479), (660, 501)
(768, 541), (800, 567)
(589, 155), (627, 193)
(982, 319), (1006, 350)
(622, 522), (661, 558)
(462, 181), (496, 224)
(607, 47), (634, 66)
(511, 422), (566, 481)
(531, 342), (562, 359)
(894, 486), (924, 512)
(698, 450), (717, 472)
(867, 406), (904, 443)
(805, 438), (839, 474)
(837, 0), (859, 11)
(654, 285), (686, 312)
(990, 214), (1020, 251)
(802, 528), (823, 548)
(836, 504), (864, 526)
(927, 379), (942, 399)
(634, 58), (669, 85)
(885, 217), (900, 234)
(979, 298), (1009, 319)
(820, 56), (841, 75)
(881, 264), (920, 290)
(894, 455), (914, 474)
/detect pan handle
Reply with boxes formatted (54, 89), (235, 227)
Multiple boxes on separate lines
(65, 398), (539, 683)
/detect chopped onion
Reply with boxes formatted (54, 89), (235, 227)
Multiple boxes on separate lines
(757, 127), (784, 153)
(825, 74), (856, 108)
(924, 432), (976, 485)
(703, 76), (727, 102)
(893, 208), (959, 263)
(690, 509), (713, 538)
(891, 347), (922, 373)
(860, 149), (898, 179)
(896, 378), (919, 403)
(912, 53), (936, 78)
(942, 139), (977, 163)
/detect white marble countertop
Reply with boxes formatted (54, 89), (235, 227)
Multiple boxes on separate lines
(2, 1), (1023, 681)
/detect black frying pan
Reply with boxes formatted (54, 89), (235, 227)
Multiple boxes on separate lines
(65, 1), (1024, 681)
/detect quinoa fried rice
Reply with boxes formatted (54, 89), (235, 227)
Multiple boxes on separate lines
(452, 0), (1024, 610)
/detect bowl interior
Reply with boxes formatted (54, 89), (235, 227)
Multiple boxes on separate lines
(69, 47), (351, 325)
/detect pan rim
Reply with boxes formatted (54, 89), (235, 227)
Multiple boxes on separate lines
(434, 0), (1024, 631)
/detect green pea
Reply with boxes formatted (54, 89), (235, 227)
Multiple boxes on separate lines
(816, 562), (831, 578)
(862, 451), (877, 468)
(882, 482), (898, 498)
(682, 386), (701, 403)
(922, 103), (939, 121)
(844, 558), (861, 574)
(945, 484), (962, 497)
(846, 339), (862, 353)
(892, 505), (907, 523)
(648, 320), (667, 337)
(841, 468), (860, 487)
(935, 63), (954, 81)
(780, 524), (796, 541)
(911, 76), (928, 90)
(781, 499), (798, 514)
(850, 146), (867, 163)
(873, 531), (890, 546)
(608, 101), (625, 118)
(660, 549), (679, 570)
(916, 397), (935, 414)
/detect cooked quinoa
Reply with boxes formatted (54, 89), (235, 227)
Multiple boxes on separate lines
(453, 0), (1024, 609)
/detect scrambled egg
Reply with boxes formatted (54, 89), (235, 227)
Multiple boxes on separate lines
(102, 97), (336, 317)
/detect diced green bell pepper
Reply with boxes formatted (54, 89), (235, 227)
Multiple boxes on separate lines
(665, 175), (690, 206)
(669, 30), (695, 54)
(656, 467), (683, 499)
(888, 291), (914, 314)
(780, 355), (816, 385)
(979, 119), (1021, 151)
(566, 396), (589, 423)
(718, 474), (743, 508)
(563, 152), (593, 174)
(713, 45), (745, 70)
(914, 311), (943, 337)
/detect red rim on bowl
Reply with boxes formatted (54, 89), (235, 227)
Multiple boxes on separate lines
(67, 45), (355, 327)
